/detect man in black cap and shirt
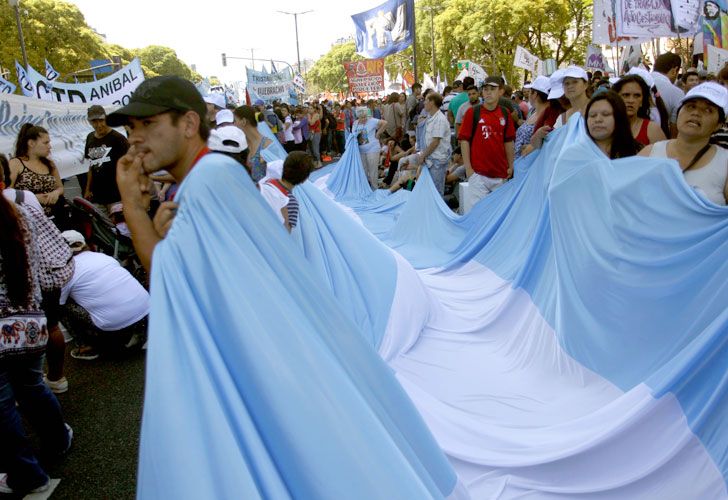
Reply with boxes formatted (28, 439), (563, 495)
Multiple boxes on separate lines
(108, 75), (212, 271)
(84, 105), (129, 213)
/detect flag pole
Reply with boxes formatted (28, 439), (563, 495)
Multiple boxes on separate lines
(412, 0), (418, 82)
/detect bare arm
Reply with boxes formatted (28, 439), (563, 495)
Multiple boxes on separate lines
(417, 137), (441, 165)
(460, 140), (473, 178)
(505, 141), (515, 178)
(8, 158), (22, 186)
(85, 167), (94, 199)
(638, 144), (654, 157)
(647, 121), (667, 144)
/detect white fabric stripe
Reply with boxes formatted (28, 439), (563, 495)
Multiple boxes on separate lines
(387, 261), (727, 499)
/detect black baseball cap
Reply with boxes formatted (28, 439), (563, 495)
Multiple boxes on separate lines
(106, 76), (206, 127)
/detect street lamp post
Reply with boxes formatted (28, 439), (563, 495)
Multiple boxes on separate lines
(277, 10), (312, 75)
(8, 0), (29, 69)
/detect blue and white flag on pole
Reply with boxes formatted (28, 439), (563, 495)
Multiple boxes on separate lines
(0, 74), (16, 94)
(14, 60), (34, 97)
(44, 59), (59, 81)
(352, 0), (414, 59)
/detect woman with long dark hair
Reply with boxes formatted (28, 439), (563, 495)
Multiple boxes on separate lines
(0, 196), (72, 495)
(585, 91), (642, 159)
(233, 105), (273, 182)
(8, 125), (64, 219)
(612, 75), (667, 146)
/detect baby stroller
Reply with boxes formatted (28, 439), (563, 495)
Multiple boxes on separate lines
(69, 197), (148, 288)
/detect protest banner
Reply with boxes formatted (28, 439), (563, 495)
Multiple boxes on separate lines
(352, 0), (414, 59)
(702, 0), (728, 56)
(0, 74), (16, 94)
(707, 44), (728, 72)
(593, 0), (654, 44)
(0, 94), (117, 178)
(343, 59), (385, 93)
(585, 45), (608, 71)
(402, 70), (415, 87)
(25, 58), (145, 105)
(514, 46), (540, 73)
(293, 73), (306, 94)
(246, 66), (298, 105)
(15, 61), (35, 97)
(615, 0), (693, 38)
(671, 0), (701, 31)
(456, 60), (488, 85)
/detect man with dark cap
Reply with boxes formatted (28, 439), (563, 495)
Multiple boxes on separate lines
(108, 75), (214, 271)
(83, 104), (129, 213)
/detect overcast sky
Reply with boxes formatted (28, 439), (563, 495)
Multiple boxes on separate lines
(67, 0), (378, 82)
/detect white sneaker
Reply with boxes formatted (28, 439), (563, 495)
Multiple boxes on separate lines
(0, 472), (50, 494)
(44, 376), (69, 394)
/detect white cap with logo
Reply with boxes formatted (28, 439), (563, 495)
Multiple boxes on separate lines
(679, 82), (728, 116)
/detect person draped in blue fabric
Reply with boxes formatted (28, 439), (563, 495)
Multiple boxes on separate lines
(259, 151), (314, 232)
(110, 76), (212, 272)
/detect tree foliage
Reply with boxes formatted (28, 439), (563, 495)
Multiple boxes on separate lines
(307, 41), (364, 93)
(0, 0), (198, 83)
(307, 0), (592, 92)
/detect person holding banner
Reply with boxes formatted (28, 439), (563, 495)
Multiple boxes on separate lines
(352, 108), (388, 190)
(640, 82), (728, 206)
(415, 92), (452, 195)
(233, 106), (273, 183)
(552, 66), (590, 129)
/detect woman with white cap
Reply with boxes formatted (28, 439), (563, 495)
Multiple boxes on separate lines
(612, 74), (667, 146)
(639, 82), (728, 205)
(515, 76), (551, 158)
(552, 66), (590, 129)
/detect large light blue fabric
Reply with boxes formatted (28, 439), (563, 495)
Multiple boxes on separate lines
(137, 154), (459, 499)
(311, 116), (728, 488)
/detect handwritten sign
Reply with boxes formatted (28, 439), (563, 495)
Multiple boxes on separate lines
(514, 46), (540, 73)
(586, 45), (607, 71)
(615, 0), (693, 38)
(707, 44), (728, 73)
(343, 59), (385, 93)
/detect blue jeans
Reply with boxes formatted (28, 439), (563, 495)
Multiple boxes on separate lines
(0, 353), (69, 493)
(426, 157), (449, 195)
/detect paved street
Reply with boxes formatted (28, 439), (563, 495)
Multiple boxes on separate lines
(1, 348), (146, 500)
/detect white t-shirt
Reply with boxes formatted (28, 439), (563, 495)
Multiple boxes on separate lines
(283, 116), (295, 142)
(352, 118), (382, 154)
(651, 72), (684, 124)
(3, 188), (43, 212)
(424, 111), (452, 162)
(60, 251), (149, 330)
(258, 180), (289, 225)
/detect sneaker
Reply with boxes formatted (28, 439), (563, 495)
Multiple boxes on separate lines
(63, 423), (74, 454)
(44, 376), (68, 394)
(70, 346), (100, 361)
(0, 473), (50, 494)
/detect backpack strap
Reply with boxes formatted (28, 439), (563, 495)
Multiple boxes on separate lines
(499, 105), (512, 142)
(469, 104), (482, 144)
(14, 189), (25, 204)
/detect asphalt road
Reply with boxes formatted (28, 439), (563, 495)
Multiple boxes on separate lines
(1, 348), (146, 500)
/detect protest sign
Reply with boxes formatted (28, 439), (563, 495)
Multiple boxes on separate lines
(593, 0), (652, 44)
(615, 0), (693, 38)
(352, 0), (414, 58)
(585, 45), (608, 71)
(0, 74), (16, 94)
(246, 66), (298, 104)
(343, 59), (385, 93)
(514, 46), (540, 73)
(456, 60), (488, 85)
(0, 94), (117, 178)
(707, 44), (728, 73)
(671, 0), (701, 31)
(293, 73), (306, 94)
(25, 58), (145, 105)
(15, 61), (35, 97)
(702, 0), (728, 55)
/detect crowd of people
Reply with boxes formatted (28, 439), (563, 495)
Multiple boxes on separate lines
(0, 50), (727, 495)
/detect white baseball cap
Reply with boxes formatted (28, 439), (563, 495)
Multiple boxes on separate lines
(208, 126), (248, 153)
(524, 76), (550, 95)
(547, 69), (566, 100)
(625, 67), (655, 90)
(561, 65), (589, 82)
(61, 230), (85, 247)
(679, 82), (728, 116)
(215, 109), (234, 126)
(204, 93), (226, 110)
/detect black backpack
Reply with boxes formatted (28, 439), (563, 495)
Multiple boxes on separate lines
(468, 104), (512, 144)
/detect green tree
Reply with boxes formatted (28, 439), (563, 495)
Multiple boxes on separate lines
(307, 41), (364, 93)
(0, 0), (110, 77)
(133, 45), (195, 80)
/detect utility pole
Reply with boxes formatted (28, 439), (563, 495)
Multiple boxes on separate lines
(241, 47), (260, 71)
(8, 0), (29, 69)
(423, 6), (437, 76)
(277, 10), (313, 75)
